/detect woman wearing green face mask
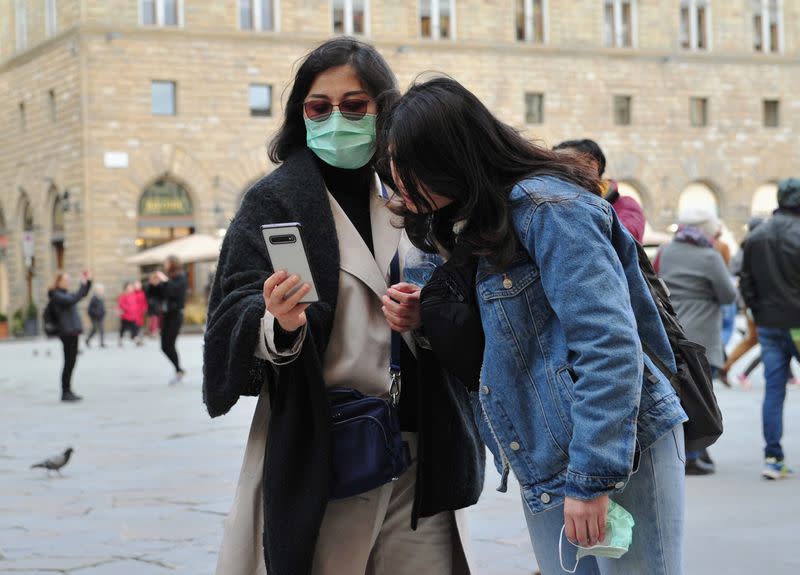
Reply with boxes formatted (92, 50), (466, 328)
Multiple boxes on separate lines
(204, 38), (483, 575)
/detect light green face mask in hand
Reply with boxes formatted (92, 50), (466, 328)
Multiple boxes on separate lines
(559, 500), (635, 573)
(305, 111), (377, 170)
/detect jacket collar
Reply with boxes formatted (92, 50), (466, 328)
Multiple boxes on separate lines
(328, 173), (402, 300)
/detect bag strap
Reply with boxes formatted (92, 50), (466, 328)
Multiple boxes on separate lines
(641, 341), (681, 397)
(389, 251), (402, 406)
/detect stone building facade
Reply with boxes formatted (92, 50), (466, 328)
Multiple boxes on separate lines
(1, 0), (798, 325)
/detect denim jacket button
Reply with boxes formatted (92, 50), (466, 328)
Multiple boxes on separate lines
(615, 481), (625, 489)
(503, 276), (513, 289)
(509, 441), (521, 451)
(481, 385), (490, 394)
(540, 493), (551, 504)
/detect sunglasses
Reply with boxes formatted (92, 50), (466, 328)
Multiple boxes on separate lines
(303, 98), (373, 122)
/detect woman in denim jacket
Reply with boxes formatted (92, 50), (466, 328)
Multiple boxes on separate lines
(382, 78), (688, 574)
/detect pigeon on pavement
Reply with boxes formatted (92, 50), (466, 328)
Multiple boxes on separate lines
(31, 447), (74, 476)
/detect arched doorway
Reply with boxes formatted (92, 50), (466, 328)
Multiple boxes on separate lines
(678, 182), (719, 217)
(617, 181), (644, 207)
(137, 177), (196, 292)
(50, 185), (65, 275)
(0, 204), (9, 315)
(751, 182), (778, 217)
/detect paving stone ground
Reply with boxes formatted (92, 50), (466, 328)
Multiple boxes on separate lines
(1, 330), (799, 574)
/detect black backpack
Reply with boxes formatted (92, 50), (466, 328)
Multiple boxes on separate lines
(43, 298), (60, 337)
(634, 242), (724, 451)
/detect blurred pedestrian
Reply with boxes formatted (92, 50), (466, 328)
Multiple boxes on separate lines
(740, 178), (800, 480)
(658, 206), (737, 475)
(385, 77), (687, 575)
(85, 283), (107, 348)
(133, 280), (147, 346)
(719, 217), (765, 388)
(117, 282), (140, 346)
(150, 255), (187, 384)
(553, 138), (645, 242)
(145, 272), (163, 337)
(48, 270), (92, 402)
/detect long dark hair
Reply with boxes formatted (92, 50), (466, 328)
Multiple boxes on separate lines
(383, 77), (601, 269)
(268, 37), (400, 165)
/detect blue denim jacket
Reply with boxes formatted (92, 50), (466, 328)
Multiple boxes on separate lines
(474, 176), (687, 515)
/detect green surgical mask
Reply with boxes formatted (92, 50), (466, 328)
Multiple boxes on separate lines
(304, 111), (376, 170)
(559, 500), (635, 573)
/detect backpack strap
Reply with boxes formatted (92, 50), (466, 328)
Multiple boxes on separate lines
(641, 341), (681, 397)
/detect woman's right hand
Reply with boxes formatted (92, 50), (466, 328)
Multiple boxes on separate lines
(263, 270), (311, 332)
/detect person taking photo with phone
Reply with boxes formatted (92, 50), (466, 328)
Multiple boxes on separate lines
(48, 270), (92, 402)
(203, 38), (483, 575)
(382, 77), (688, 575)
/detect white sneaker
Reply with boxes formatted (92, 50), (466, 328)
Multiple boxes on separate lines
(168, 371), (185, 386)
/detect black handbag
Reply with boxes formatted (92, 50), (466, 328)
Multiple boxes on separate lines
(419, 250), (484, 392)
(327, 252), (412, 500)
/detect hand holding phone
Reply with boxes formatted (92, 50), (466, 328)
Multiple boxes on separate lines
(263, 271), (310, 332)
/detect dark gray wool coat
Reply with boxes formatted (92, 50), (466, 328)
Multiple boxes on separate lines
(202, 148), (485, 575)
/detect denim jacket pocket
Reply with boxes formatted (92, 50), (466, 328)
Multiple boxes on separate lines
(556, 365), (577, 403)
(477, 270), (539, 303)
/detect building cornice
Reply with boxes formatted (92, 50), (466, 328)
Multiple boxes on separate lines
(2, 23), (799, 72)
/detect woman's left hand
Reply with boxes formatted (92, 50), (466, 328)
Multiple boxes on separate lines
(382, 283), (422, 333)
(564, 494), (609, 548)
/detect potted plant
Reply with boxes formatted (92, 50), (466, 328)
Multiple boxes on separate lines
(0, 312), (8, 340)
(11, 308), (24, 338)
(23, 301), (38, 337)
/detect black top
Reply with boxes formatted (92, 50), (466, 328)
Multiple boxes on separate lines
(740, 210), (800, 328)
(155, 273), (187, 313)
(50, 281), (92, 335)
(88, 295), (106, 319)
(316, 157), (418, 431)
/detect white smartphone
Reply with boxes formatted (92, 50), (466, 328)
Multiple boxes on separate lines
(261, 222), (320, 304)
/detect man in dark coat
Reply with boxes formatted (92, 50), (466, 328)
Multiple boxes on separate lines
(740, 177), (800, 480)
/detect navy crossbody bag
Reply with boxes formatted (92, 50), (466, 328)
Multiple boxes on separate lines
(327, 252), (412, 500)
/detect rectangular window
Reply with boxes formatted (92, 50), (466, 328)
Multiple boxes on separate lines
(15, 0), (27, 52)
(420, 0), (455, 40)
(613, 95), (632, 125)
(142, 0), (157, 25)
(241, 0), (276, 31)
(249, 84), (272, 117)
(48, 90), (57, 123)
(151, 81), (176, 116)
(680, 1), (710, 51)
(141, 0), (181, 27)
(763, 99), (779, 127)
(603, 0), (635, 48)
(689, 97), (708, 127)
(753, 0), (782, 53)
(332, 0), (366, 35)
(45, 0), (58, 37)
(19, 102), (26, 130)
(516, 0), (545, 43)
(524, 93), (544, 124)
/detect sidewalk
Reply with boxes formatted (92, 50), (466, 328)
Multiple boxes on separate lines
(1, 334), (799, 574)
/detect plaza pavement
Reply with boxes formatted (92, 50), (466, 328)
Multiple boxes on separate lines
(1, 332), (799, 575)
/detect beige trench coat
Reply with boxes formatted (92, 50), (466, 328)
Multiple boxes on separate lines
(214, 177), (476, 575)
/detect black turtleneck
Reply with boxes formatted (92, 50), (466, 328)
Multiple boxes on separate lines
(316, 157), (374, 255)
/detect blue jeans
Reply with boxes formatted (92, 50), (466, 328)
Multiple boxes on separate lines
(721, 303), (738, 347)
(523, 426), (685, 575)
(757, 327), (800, 460)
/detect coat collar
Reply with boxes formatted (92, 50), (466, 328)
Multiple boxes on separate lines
(328, 173), (402, 300)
